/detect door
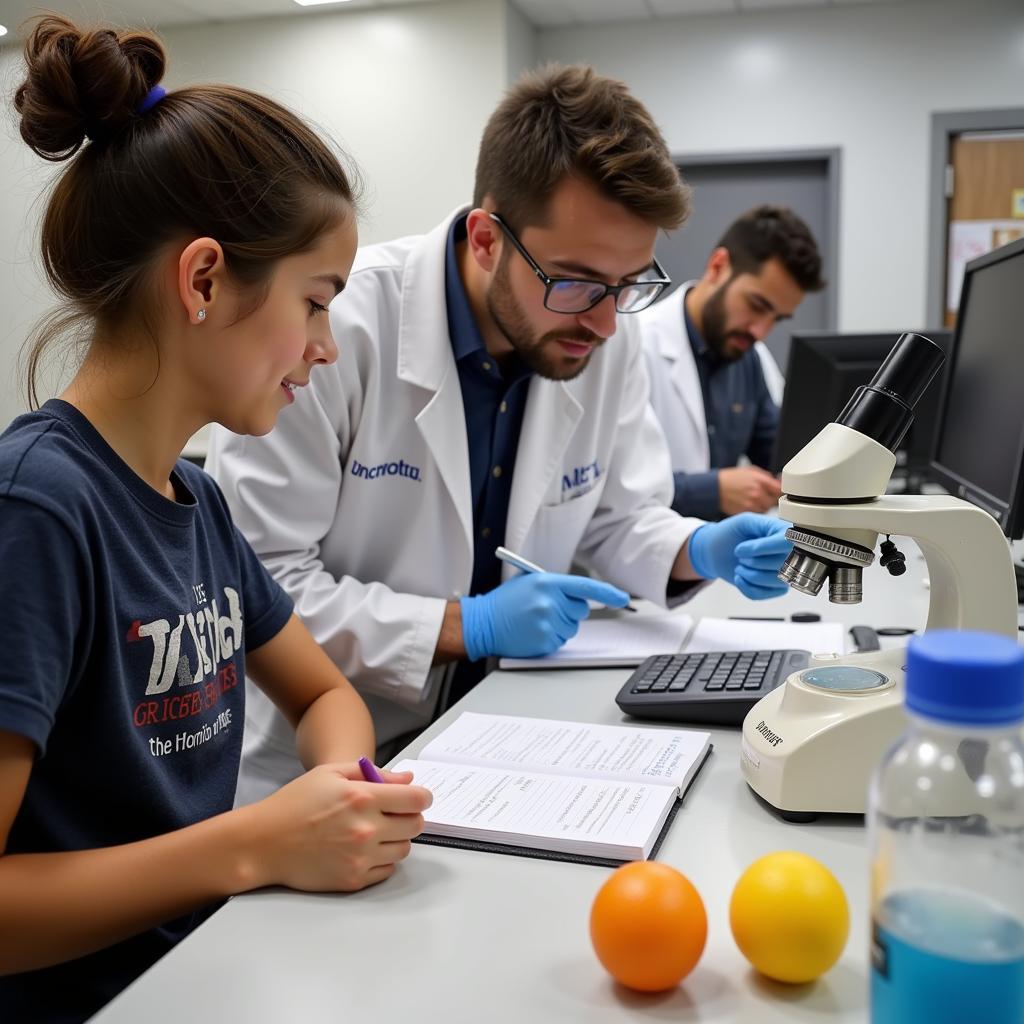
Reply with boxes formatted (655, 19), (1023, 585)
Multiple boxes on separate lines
(945, 131), (1024, 326)
(654, 152), (838, 375)
(928, 109), (1024, 328)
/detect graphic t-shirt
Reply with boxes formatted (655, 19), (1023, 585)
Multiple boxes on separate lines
(0, 401), (293, 1023)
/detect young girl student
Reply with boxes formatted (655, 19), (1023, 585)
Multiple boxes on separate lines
(0, 16), (432, 1022)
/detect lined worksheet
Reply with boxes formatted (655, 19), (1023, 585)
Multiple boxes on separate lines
(393, 759), (678, 860)
(418, 712), (710, 791)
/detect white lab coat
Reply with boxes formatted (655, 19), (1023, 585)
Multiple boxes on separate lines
(206, 208), (705, 801)
(639, 283), (785, 475)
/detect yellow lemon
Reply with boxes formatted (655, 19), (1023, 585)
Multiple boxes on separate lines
(729, 850), (849, 983)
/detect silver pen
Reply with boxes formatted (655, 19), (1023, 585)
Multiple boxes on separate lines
(494, 546), (638, 612)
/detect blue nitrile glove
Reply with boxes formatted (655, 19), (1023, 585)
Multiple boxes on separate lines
(688, 513), (793, 600)
(459, 573), (630, 661)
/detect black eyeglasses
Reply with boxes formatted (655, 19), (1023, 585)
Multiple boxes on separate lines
(490, 213), (671, 315)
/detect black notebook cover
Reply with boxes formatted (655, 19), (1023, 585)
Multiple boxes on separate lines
(411, 743), (713, 868)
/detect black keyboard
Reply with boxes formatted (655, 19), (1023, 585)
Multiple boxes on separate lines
(615, 649), (810, 726)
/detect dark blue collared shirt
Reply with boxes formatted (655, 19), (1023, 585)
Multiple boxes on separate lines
(672, 292), (779, 520)
(445, 216), (533, 701)
(445, 215), (533, 597)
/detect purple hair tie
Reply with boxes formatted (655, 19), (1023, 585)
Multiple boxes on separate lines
(137, 85), (166, 114)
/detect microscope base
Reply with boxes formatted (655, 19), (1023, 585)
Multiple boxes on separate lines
(748, 786), (822, 824)
(740, 648), (907, 817)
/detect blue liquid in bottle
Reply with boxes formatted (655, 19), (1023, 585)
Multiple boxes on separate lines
(871, 888), (1024, 1024)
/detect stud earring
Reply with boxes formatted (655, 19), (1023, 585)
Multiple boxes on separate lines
(197, 309), (207, 322)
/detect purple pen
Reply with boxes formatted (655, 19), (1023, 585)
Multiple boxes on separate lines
(358, 756), (386, 783)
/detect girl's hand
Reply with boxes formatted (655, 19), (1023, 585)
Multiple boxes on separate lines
(246, 763), (432, 892)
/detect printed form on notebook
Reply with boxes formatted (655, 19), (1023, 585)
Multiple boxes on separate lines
(394, 713), (712, 865)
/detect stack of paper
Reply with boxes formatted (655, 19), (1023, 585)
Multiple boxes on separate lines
(498, 612), (693, 669)
(498, 613), (846, 669)
(685, 617), (846, 656)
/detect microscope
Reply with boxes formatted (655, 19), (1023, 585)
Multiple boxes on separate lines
(740, 333), (1019, 819)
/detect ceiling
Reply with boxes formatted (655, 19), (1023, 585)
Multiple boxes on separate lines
(513, 0), (910, 28)
(0, 0), (438, 35)
(0, 0), (917, 36)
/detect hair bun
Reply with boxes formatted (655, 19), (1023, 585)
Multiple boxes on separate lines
(14, 15), (167, 161)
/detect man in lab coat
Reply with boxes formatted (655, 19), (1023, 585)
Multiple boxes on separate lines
(207, 65), (794, 802)
(641, 206), (824, 520)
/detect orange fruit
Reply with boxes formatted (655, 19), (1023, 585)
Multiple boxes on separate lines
(589, 861), (707, 992)
(729, 850), (849, 983)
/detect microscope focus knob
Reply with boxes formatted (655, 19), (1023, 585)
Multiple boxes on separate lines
(879, 539), (907, 577)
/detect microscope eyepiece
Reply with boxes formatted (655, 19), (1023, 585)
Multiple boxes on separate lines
(836, 332), (945, 454)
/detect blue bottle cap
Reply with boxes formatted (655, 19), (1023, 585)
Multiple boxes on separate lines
(906, 630), (1024, 725)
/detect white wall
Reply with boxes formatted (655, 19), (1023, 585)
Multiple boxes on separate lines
(0, 0), (509, 429)
(505, 0), (538, 84)
(539, 0), (1024, 333)
(5, 0), (1024, 431)
(0, 45), (59, 424)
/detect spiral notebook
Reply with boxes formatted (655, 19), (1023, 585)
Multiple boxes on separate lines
(397, 712), (712, 866)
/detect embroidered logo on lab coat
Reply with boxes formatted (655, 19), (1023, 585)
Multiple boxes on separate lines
(561, 459), (601, 500)
(349, 458), (423, 482)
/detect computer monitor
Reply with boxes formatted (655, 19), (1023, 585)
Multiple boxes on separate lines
(771, 329), (953, 487)
(930, 236), (1024, 541)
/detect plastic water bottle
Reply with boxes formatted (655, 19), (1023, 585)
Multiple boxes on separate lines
(868, 630), (1024, 1023)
